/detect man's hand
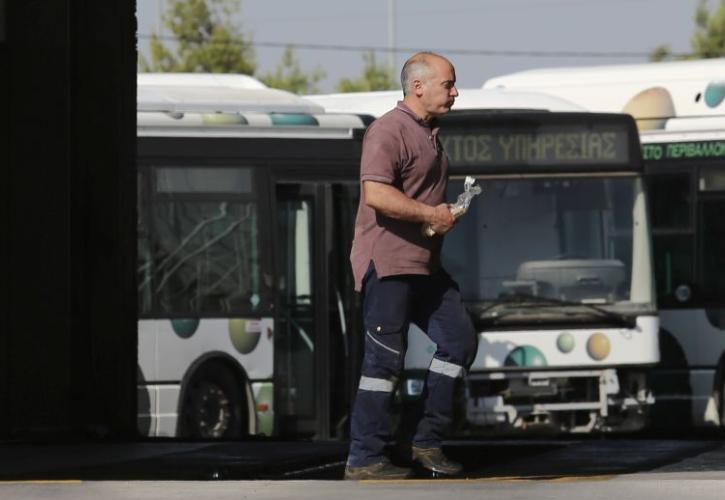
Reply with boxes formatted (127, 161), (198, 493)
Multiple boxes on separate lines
(427, 203), (455, 235)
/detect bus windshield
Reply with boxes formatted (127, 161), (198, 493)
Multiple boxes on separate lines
(442, 175), (655, 315)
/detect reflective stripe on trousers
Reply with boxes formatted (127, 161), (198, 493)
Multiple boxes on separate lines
(347, 263), (477, 467)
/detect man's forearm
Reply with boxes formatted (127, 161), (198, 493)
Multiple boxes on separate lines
(363, 181), (434, 223)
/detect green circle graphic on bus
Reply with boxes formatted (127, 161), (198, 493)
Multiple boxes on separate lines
(557, 332), (575, 353)
(705, 81), (725, 108)
(171, 318), (200, 339)
(504, 345), (547, 367)
(229, 319), (261, 354)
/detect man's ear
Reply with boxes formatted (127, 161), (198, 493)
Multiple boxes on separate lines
(413, 79), (424, 96)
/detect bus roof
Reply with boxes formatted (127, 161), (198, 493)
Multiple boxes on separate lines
(485, 58), (725, 88)
(483, 58), (725, 129)
(305, 87), (584, 117)
(138, 72), (325, 114)
(137, 73), (366, 138)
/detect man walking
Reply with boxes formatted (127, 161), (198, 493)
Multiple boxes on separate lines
(345, 52), (478, 480)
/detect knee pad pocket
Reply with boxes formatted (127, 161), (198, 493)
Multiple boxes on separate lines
(362, 323), (405, 376)
(363, 297), (407, 358)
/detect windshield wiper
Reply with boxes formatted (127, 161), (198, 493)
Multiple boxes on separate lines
(472, 292), (632, 325)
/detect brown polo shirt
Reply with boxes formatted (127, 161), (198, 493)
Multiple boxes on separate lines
(350, 101), (449, 291)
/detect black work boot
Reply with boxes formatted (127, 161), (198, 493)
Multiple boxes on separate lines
(344, 461), (413, 480)
(411, 446), (463, 476)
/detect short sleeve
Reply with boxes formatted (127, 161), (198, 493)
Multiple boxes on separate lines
(360, 122), (401, 184)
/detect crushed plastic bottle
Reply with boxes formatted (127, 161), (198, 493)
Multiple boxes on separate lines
(423, 176), (482, 237)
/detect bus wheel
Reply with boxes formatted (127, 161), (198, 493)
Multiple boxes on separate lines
(179, 364), (246, 439)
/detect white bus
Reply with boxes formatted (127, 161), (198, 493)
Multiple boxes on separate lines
(137, 73), (369, 439)
(484, 58), (725, 429)
(308, 90), (659, 433)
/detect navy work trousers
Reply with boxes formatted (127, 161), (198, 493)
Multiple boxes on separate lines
(347, 263), (478, 467)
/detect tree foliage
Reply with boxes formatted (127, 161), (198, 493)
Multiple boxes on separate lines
(691, 0), (725, 57)
(259, 46), (326, 94)
(650, 0), (725, 61)
(649, 44), (673, 62)
(336, 52), (399, 92)
(139, 0), (256, 74)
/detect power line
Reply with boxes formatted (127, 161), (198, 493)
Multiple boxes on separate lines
(137, 34), (690, 59)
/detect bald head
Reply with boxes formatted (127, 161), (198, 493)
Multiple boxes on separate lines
(400, 52), (454, 96)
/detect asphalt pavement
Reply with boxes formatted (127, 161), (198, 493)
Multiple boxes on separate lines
(3, 438), (725, 500)
(1, 437), (724, 481)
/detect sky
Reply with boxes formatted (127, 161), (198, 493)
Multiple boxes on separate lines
(136, 0), (704, 93)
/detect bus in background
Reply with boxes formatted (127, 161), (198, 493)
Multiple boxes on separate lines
(484, 58), (725, 430)
(308, 90), (659, 434)
(137, 73), (368, 439)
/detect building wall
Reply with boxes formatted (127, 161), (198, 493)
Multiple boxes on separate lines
(0, 1), (137, 439)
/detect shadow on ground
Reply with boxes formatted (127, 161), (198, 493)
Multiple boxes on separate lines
(1, 437), (723, 481)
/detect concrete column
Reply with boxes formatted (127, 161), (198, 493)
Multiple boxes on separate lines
(1, 0), (137, 439)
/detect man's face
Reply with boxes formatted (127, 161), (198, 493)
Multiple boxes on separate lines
(419, 58), (458, 118)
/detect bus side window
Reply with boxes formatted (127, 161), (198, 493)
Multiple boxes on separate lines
(648, 173), (695, 307)
(148, 166), (262, 316)
(650, 174), (692, 229)
(138, 169), (153, 315)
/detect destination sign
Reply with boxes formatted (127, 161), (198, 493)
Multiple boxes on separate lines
(643, 141), (725, 161)
(439, 125), (632, 172)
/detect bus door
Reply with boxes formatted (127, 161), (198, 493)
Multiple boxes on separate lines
(697, 168), (725, 313)
(274, 181), (360, 438)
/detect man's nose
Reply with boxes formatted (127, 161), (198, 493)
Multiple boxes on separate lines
(450, 86), (459, 97)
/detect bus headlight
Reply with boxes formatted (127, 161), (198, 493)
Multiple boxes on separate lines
(557, 332), (575, 353)
(586, 332), (611, 361)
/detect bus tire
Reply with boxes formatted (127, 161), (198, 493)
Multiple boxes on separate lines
(719, 368), (725, 428)
(179, 363), (247, 439)
(720, 380), (725, 428)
